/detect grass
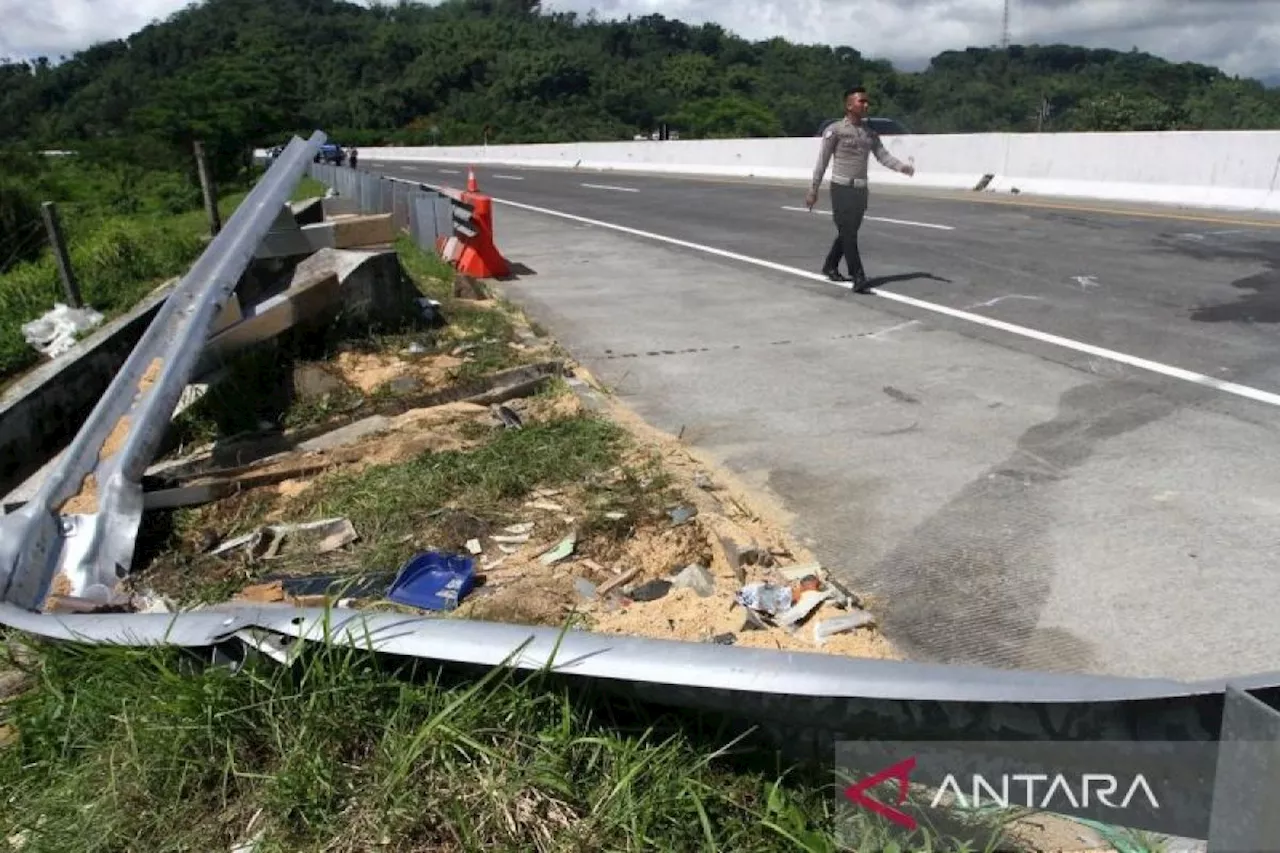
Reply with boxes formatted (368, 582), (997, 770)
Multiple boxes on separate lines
(0, 164), (329, 386)
(298, 413), (628, 568)
(291, 176), (328, 202)
(145, 407), (644, 605)
(0, 634), (863, 853)
(397, 235), (527, 381)
(0, 629), (1160, 853)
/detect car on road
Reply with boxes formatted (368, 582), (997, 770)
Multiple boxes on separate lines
(816, 117), (912, 136)
(314, 142), (346, 165)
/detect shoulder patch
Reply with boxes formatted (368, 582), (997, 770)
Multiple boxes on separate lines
(822, 127), (835, 139)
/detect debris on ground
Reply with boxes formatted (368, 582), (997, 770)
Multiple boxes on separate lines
(119, 236), (898, 662)
(210, 517), (358, 560)
(386, 552), (477, 611)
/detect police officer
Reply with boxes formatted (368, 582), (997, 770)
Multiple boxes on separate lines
(806, 86), (916, 292)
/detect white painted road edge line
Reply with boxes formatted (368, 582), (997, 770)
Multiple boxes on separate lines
(581, 183), (639, 193)
(492, 174), (524, 181)
(781, 205), (955, 231)
(439, 168), (461, 174)
(493, 196), (1280, 410)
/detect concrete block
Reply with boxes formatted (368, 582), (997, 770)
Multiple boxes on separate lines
(210, 295), (242, 336)
(293, 247), (423, 329)
(255, 206), (315, 260)
(301, 213), (395, 250)
(202, 270), (341, 362)
(289, 197), (325, 226)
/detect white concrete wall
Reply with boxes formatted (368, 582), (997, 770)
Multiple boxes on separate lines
(344, 130), (1280, 213)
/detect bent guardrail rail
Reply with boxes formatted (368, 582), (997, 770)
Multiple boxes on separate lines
(0, 131), (326, 611)
(0, 599), (1275, 843)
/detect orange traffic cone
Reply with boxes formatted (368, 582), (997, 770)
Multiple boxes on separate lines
(466, 166), (479, 193)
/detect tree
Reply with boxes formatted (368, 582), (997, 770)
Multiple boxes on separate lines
(0, 0), (1276, 155)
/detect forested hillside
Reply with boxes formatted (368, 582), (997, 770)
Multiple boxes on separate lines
(2, 0), (1279, 179)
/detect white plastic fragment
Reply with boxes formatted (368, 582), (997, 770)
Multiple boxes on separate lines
(539, 533), (576, 565)
(776, 590), (831, 628)
(22, 303), (105, 358)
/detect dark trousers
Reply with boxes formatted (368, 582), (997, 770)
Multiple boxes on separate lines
(823, 183), (869, 277)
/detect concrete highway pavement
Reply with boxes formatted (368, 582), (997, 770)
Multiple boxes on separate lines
(371, 160), (1280, 681)
(380, 160), (1280, 419)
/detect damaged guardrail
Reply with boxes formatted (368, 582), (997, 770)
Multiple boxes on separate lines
(0, 597), (1277, 845)
(0, 131), (326, 611)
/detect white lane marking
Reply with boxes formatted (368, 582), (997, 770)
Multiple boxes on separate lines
(581, 183), (639, 193)
(781, 205), (954, 231)
(869, 215), (955, 231)
(492, 196), (1280, 410)
(492, 174), (524, 181)
(439, 168), (461, 174)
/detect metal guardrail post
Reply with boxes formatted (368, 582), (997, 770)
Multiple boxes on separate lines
(1206, 685), (1280, 851)
(0, 131), (326, 610)
(360, 173), (374, 213)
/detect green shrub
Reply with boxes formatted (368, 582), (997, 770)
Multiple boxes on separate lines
(0, 178), (43, 275)
(0, 215), (209, 379)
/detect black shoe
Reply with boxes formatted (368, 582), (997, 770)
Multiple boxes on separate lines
(851, 272), (872, 293)
(824, 268), (851, 283)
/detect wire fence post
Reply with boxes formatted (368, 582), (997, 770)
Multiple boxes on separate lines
(39, 201), (82, 308)
(193, 140), (222, 237)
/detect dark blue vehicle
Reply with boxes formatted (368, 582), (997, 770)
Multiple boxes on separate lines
(313, 142), (346, 165)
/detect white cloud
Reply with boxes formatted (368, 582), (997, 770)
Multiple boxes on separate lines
(1, 0), (1277, 81)
(0, 0), (195, 61)
(548, 0), (1280, 79)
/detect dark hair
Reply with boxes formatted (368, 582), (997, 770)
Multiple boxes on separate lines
(844, 86), (866, 99)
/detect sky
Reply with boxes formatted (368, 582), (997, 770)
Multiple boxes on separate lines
(1, 0), (1278, 83)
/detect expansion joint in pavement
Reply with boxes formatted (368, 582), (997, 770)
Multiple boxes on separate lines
(597, 328), (910, 362)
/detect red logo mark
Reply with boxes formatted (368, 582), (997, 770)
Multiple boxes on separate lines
(844, 756), (918, 831)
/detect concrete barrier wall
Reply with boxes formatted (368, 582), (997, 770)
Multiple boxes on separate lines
(335, 130), (1280, 213)
(990, 131), (1280, 211)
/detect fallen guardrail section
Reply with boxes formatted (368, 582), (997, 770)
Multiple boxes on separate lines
(0, 138), (1275, 850)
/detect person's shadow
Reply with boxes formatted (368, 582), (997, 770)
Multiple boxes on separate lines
(866, 271), (952, 287)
